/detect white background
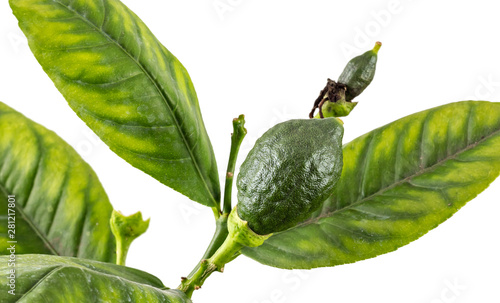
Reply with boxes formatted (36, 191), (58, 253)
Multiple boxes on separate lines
(1, 0), (500, 302)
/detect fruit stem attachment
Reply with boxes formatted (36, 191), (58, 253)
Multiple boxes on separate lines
(309, 79), (357, 119)
(178, 208), (271, 298)
(223, 115), (247, 214)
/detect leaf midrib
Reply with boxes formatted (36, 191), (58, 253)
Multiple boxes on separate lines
(51, 0), (218, 207)
(0, 184), (59, 256)
(296, 125), (500, 229)
(0, 181), (8, 199)
(16, 265), (64, 301)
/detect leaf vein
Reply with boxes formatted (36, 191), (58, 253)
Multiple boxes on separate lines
(78, 106), (175, 129)
(46, 171), (70, 236)
(73, 72), (143, 87)
(16, 266), (64, 300)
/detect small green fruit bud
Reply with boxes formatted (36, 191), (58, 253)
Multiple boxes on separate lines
(338, 41), (381, 102)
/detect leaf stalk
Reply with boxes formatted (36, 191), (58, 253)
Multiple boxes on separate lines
(186, 213), (229, 278)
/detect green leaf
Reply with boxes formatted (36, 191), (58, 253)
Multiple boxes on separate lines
(243, 101), (500, 269)
(0, 102), (115, 262)
(0, 254), (191, 302)
(10, 0), (221, 208)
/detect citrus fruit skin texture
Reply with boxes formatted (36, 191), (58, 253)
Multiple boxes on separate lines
(338, 43), (379, 102)
(237, 118), (344, 235)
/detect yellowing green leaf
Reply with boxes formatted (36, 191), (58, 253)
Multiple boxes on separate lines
(10, 0), (221, 208)
(0, 254), (191, 302)
(0, 102), (115, 262)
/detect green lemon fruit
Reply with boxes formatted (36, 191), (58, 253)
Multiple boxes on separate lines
(236, 118), (343, 235)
